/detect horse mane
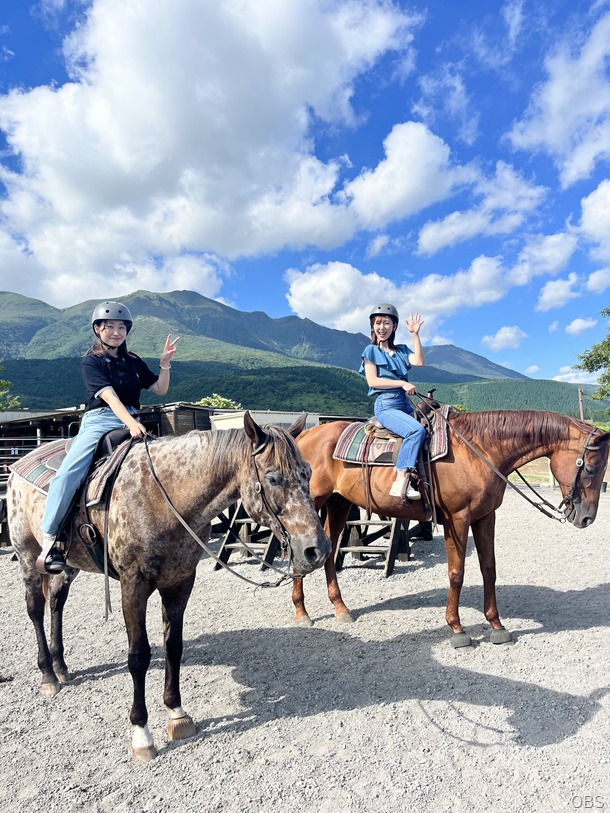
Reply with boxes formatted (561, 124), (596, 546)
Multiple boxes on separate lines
(163, 424), (302, 477)
(449, 409), (589, 447)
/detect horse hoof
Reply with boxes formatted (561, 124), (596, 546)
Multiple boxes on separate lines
(490, 628), (512, 644)
(132, 745), (158, 763)
(40, 680), (61, 697)
(294, 616), (314, 627)
(55, 669), (72, 684)
(167, 715), (196, 741)
(336, 612), (354, 624)
(450, 632), (472, 649)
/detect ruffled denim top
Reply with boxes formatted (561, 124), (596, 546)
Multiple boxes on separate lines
(359, 344), (412, 396)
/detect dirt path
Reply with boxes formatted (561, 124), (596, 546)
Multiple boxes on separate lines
(1, 487), (609, 813)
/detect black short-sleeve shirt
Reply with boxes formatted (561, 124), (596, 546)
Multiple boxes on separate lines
(81, 352), (159, 411)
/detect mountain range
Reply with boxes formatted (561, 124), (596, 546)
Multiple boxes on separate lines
(0, 289), (606, 421)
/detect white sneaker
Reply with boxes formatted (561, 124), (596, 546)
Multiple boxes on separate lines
(405, 482), (421, 500)
(389, 478), (405, 498)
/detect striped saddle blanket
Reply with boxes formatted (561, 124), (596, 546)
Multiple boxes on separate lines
(333, 405), (454, 465)
(10, 437), (133, 508)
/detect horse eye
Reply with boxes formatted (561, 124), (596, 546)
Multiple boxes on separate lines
(266, 471), (284, 487)
(584, 465), (595, 476)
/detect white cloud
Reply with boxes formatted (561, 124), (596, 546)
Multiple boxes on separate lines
(565, 317), (597, 335)
(579, 179), (610, 262)
(502, 0), (524, 50)
(481, 325), (527, 352)
(548, 320), (559, 332)
(285, 254), (508, 338)
(525, 364), (540, 374)
(365, 234), (390, 258)
(508, 11), (610, 187)
(586, 267), (610, 293)
(470, 0), (524, 70)
(417, 161), (545, 255)
(341, 122), (475, 230)
(510, 231), (578, 285)
(0, 0), (418, 306)
(413, 68), (480, 145)
(553, 366), (599, 385)
(285, 261), (391, 334)
(535, 272), (580, 312)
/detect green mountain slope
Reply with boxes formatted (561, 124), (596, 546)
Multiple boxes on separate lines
(0, 289), (526, 379)
(2, 289), (608, 421)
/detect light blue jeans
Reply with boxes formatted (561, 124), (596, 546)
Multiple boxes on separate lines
(374, 390), (426, 471)
(42, 406), (139, 535)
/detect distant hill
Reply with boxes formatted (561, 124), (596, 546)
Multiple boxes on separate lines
(1, 289), (608, 421)
(0, 289), (526, 380)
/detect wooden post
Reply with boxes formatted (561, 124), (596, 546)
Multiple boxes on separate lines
(578, 388), (585, 421)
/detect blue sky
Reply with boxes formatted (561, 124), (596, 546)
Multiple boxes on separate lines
(1, 1), (609, 383)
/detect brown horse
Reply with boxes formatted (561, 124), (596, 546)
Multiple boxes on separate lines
(7, 413), (331, 761)
(294, 410), (610, 645)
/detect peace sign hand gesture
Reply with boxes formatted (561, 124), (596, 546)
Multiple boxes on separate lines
(160, 334), (180, 369)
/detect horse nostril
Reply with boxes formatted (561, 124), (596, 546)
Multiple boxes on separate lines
(304, 546), (325, 564)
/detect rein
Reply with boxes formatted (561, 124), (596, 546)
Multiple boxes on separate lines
(412, 393), (598, 522)
(143, 434), (302, 589)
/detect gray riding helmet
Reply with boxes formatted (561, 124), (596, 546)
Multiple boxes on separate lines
(91, 301), (133, 333)
(369, 303), (399, 321)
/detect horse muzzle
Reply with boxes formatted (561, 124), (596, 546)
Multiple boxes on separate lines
(291, 530), (331, 574)
(563, 498), (598, 529)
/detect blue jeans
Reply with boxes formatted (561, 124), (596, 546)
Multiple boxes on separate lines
(374, 390), (426, 471)
(42, 407), (139, 535)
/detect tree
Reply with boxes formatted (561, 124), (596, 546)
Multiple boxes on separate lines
(575, 307), (610, 400)
(196, 393), (242, 409)
(0, 366), (20, 410)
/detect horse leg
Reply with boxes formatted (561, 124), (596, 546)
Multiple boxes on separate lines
(24, 573), (61, 695)
(292, 493), (353, 626)
(48, 570), (78, 684)
(159, 574), (197, 742)
(443, 517), (472, 648)
(121, 578), (156, 762)
(471, 514), (512, 644)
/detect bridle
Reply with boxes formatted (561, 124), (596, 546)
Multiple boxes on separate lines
(555, 426), (600, 522)
(413, 393), (602, 523)
(248, 435), (295, 558)
(143, 434), (303, 588)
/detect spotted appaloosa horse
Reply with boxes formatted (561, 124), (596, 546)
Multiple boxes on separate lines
(294, 410), (609, 646)
(7, 412), (331, 761)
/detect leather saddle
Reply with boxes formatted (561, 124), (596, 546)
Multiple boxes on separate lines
(45, 428), (132, 474)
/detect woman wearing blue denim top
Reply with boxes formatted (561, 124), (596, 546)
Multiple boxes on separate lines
(36, 301), (180, 574)
(359, 303), (426, 500)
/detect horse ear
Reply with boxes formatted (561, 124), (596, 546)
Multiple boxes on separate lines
(287, 413), (308, 438)
(243, 410), (267, 448)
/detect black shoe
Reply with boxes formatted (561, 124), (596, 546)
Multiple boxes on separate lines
(44, 548), (68, 574)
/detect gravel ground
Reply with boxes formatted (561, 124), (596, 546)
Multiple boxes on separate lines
(1, 487), (609, 813)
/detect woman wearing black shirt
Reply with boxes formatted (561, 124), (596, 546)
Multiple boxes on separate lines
(36, 301), (179, 573)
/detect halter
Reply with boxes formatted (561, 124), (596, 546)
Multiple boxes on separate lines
(143, 434), (303, 588)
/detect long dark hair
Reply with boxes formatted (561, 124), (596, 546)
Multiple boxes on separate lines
(369, 315), (398, 350)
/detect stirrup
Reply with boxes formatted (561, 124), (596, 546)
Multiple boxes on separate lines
(38, 548), (68, 574)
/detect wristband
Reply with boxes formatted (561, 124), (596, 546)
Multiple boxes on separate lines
(159, 364), (171, 370)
